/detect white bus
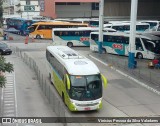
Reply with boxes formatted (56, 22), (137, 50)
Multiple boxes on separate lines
(90, 32), (160, 59)
(46, 46), (107, 111)
(104, 22), (150, 32)
(52, 27), (116, 47)
(55, 18), (108, 27)
(139, 20), (160, 31)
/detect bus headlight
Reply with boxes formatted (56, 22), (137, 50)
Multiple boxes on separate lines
(98, 100), (102, 104)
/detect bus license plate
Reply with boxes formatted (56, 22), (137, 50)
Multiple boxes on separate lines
(84, 107), (90, 110)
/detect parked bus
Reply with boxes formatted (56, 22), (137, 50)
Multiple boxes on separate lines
(104, 22), (150, 32)
(52, 27), (116, 47)
(90, 32), (160, 59)
(55, 18), (108, 27)
(3, 15), (21, 25)
(46, 46), (107, 111)
(28, 21), (88, 39)
(142, 33), (160, 55)
(6, 17), (36, 35)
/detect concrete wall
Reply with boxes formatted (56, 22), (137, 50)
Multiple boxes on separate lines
(56, 3), (95, 18)
(40, 0), (160, 19)
(104, 0), (160, 20)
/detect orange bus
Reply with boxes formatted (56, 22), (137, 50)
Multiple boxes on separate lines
(28, 21), (88, 39)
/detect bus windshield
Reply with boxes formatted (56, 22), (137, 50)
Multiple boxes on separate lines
(28, 25), (37, 33)
(151, 39), (160, 54)
(69, 74), (102, 101)
(142, 38), (160, 53)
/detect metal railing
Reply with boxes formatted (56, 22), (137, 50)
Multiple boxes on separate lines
(92, 53), (160, 87)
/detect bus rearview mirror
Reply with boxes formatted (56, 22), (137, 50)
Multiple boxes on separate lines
(65, 74), (70, 90)
(101, 74), (107, 88)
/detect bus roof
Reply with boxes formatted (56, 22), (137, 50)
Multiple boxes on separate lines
(139, 20), (160, 23)
(32, 21), (88, 26)
(46, 46), (100, 75)
(140, 33), (160, 40)
(52, 27), (116, 32)
(52, 27), (99, 31)
(9, 17), (32, 21)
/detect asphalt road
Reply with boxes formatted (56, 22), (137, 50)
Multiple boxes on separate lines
(2, 34), (160, 126)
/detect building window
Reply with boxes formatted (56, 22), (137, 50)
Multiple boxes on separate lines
(67, 3), (80, 5)
(92, 3), (99, 10)
(26, 0), (30, 5)
(56, 2), (80, 5)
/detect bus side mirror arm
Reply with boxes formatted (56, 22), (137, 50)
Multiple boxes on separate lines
(65, 74), (70, 90)
(101, 74), (107, 88)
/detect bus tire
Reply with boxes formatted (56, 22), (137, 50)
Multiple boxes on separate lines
(102, 48), (106, 54)
(67, 42), (73, 48)
(62, 93), (66, 105)
(36, 35), (41, 39)
(49, 73), (53, 84)
(137, 53), (143, 59)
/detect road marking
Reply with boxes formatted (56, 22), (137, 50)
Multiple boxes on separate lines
(89, 54), (160, 96)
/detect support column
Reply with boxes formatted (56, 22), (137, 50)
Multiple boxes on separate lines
(98, 0), (104, 54)
(128, 0), (138, 68)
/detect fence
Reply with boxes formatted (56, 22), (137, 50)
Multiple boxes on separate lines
(93, 53), (160, 87)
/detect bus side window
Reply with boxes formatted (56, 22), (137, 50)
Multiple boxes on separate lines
(103, 35), (107, 42)
(54, 31), (59, 36)
(135, 38), (143, 51)
(125, 37), (129, 44)
(91, 34), (98, 41)
(157, 26), (160, 31)
(37, 25), (45, 30)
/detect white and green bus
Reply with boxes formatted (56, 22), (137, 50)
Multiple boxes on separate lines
(52, 27), (116, 47)
(90, 32), (160, 59)
(46, 46), (107, 111)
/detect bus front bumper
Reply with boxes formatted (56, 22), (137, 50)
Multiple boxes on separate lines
(68, 99), (102, 111)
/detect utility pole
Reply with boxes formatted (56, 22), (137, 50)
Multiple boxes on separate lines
(98, 0), (104, 54)
(128, 0), (138, 68)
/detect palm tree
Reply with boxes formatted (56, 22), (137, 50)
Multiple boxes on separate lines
(0, 56), (14, 88)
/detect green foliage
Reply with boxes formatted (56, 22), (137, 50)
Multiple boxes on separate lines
(0, 75), (6, 88)
(0, 56), (14, 88)
(5, 62), (14, 73)
(0, 0), (3, 25)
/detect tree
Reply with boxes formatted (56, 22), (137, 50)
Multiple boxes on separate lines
(0, 0), (3, 27)
(0, 56), (14, 88)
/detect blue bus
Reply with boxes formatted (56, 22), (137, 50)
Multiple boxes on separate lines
(6, 17), (36, 35)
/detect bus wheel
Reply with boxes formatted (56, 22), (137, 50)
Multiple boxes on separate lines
(49, 73), (53, 84)
(62, 93), (66, 105)
(137, 53), (143, 59)
(67, 42), (73, 48)
(102, 48), (106, 54)
(36, 35), (41, 39)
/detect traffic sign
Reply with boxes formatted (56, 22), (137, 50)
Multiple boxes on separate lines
(24, 5), (35, 12)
